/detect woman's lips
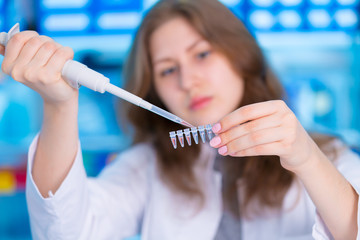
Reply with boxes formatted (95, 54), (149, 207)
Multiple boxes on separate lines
(190, 96), (212, 111)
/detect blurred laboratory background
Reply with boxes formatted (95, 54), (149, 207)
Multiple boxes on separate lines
(0, 0), (359, 239)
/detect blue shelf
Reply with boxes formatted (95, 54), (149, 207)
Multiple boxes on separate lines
(35, 0), (359, 35)
(38, 0), (92, 10)
(94, 0), (142, 11)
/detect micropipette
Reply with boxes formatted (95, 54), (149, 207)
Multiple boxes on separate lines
(0, 23), (194, 128)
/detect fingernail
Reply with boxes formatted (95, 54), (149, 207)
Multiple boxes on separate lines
(212, 123), (221, 133)
(218, 146), (227, 155)
(209, 136), (221, 147)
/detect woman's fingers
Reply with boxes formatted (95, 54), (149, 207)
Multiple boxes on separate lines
(210, 100), (316, 171)
(0, 31), (77, 104)
(1, 31), (39, 75)
(22, 42), (62, 87)
(209, 100), (299, 158)
(15, 35), (53, 66)
(210, 112), (283, 148)
(10, 36), (55, 83)
(45, 46), (74, 78)
(212, 100), (286, 134)
(214, 126), (288, 156)
(229, 141), (287, 157)
(29, 41), (61, 67)
(24, 45), (73, 87)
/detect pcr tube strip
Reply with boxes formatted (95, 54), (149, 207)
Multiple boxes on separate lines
(169, 124), (215, 149)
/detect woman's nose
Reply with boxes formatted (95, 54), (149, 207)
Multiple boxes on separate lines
(179, 66), (200, 90)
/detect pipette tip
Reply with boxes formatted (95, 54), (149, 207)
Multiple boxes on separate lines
(180, 120), (194, 128)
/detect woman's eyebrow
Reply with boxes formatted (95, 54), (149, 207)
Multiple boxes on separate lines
(186, 39), (205, 52)
(153, 39), (206, 66)
(153, 57), (173, 66)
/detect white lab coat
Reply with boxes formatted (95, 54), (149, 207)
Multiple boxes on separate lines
(26, 135), (360, 240)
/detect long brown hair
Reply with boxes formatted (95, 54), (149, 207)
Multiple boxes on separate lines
(120, 0), (295, 218)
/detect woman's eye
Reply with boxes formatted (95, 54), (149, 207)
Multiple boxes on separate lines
(161, 67), (177, 77)
(197, 50), (211, 60)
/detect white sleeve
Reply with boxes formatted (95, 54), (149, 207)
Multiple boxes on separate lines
(312, 143), (360, 240)
(26, 135), (150, 240)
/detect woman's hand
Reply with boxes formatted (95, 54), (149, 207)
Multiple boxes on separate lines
(210, 100), (319, 173)
(1, 31), (77, 105)
(1, 32), (81, 197)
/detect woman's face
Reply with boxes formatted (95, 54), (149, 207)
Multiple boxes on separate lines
(150, 17), (244, 126)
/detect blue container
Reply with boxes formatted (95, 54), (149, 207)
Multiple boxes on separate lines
(39, 12), (92, 35)
(249, 0), (276, 8)
(278, 0), (304, 8)
(39, 0), (92, 10)
(94, 0), (142, 11)
(247, 9), (277, 31)
(333, 8), (359, 30)
(0, 15), (3, 32)
(36, 0), (92, 36)
(277, 9), (304, 31)
(95, 10), (142, 34)
(306, 8), (334, 30)
(308, 0), (334, 8)
(0, 0), (4, 31)
(335, 0), (359, 7)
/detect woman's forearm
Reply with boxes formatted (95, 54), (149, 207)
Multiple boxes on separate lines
(295, 146), (358, 239)
(32, 96), (79, 197)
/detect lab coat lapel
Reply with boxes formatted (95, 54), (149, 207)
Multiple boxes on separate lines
(141, 145), (223, 240)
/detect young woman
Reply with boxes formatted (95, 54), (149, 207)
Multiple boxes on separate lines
(1, 0), (359, 239)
